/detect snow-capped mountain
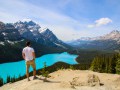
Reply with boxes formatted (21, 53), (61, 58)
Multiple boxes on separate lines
(71, 30), (120, 41)
(14, 20), (40, 41)
(40, 28), (58, 41)
(67, 30), (120, 51)
(97, 30), (120, 41)
(40, 28), (70, 49)
(14, 20), (70, 49)
(40, 28), (63, 43)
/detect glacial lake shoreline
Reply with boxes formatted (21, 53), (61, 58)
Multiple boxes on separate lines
(0, 52), (78, 82)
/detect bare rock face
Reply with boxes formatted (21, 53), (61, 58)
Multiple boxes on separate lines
(60, 74), (101, 89)
(70, 77), (86, 86)
(70, 77), (80, 86)
(87, 74), (100, 87)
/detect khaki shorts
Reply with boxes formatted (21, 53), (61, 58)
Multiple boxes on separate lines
(26, 60), (36, 71)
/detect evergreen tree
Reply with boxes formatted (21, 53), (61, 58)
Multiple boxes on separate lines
(40, 62), (49, 81)
(0, 76), (3, 86)
(90, 57), (99, 71)
(19, 74), (22, 80)
(105, 57), (109, 73)
(7, 75), (11, 83)
(116, 59), (120, 74)
(108, 57), (113, 73)
(90, 53), (119, 74)
(11, 75), (16, 83)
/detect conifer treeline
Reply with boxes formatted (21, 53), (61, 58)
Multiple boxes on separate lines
(6, 75), (24, 83)
(0, 75), (26, 87)
(0, 77), (3, 87)
(90, 53), (120, 74)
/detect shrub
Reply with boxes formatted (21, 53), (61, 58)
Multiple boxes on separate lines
(40, 62), (49, 81)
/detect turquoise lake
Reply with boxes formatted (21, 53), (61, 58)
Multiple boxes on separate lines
(0, 52), (78, 82)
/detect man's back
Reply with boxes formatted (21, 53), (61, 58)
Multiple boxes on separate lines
(22, 46), (34, 61)
(22, 41), (37, 81)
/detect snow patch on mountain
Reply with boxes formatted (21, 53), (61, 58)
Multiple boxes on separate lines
(2, 32), (7, 36)
(39, 28), (49, 33)
(0, 42), (4, 45)
(54, 42), (67, 49)
(6, 40), (15, 45)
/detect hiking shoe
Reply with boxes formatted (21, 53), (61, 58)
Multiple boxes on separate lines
(28, 78), (30, 81)
(33, 76), (38, 80)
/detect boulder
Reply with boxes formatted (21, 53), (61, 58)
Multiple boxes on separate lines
(87, 74), (100, 87)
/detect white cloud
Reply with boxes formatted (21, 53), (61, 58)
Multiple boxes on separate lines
(88, 18), (112, 28)
(95, 18), (112, 26)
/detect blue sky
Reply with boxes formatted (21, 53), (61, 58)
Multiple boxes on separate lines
(0, 0), (120, 41)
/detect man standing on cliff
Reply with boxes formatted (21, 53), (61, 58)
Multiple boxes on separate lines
(22, 41), (37, 81)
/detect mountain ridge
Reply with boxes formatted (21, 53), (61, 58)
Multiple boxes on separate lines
(67, 30), (120, 51)
(70, 30), (120, 41)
